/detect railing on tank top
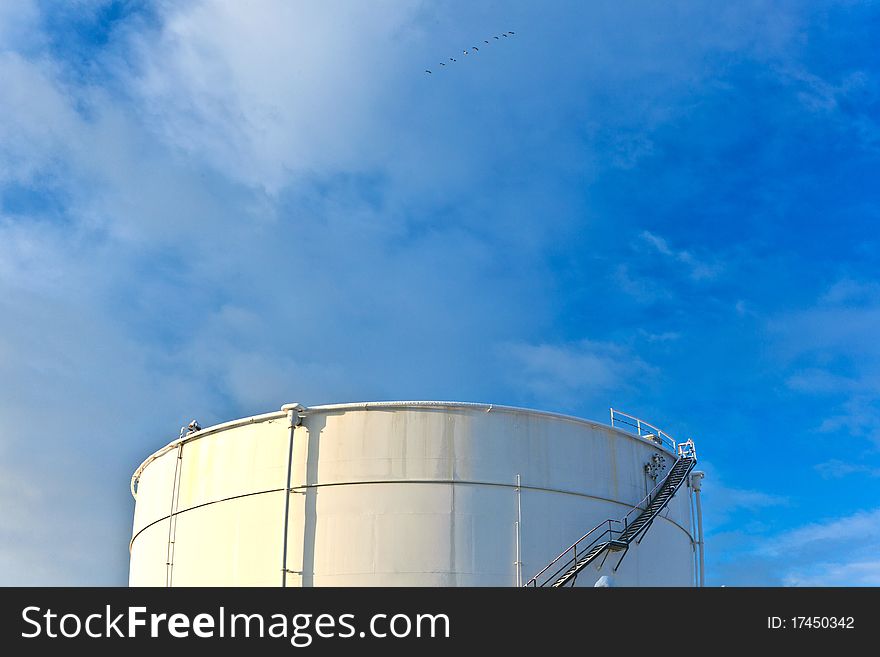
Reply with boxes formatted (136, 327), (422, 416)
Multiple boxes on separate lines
(610, 408), (679, 453)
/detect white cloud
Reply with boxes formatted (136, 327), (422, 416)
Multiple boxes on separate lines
(782, 68), (869, 114)
(814, 459), (880, 479)
(0, 1), (42, 52)
(638, 330), (681, 343)
(814, 395), (880, 443)
(501, 339), (654, 408)
(714, 506), (880, 586)
(771, 278), (880, 446)
(640, 230), (722, 281)
(760, 508), (880, 559)
(776, 66), (880, 151)
(613, 263), (672, 304)
(698, 461), (789, 532)
(0, 52), (81, 185)
(127, 1), (421, 192)
(612, 231), (724, 306)
(771, 507), (880, 586)
(819, 277), (880, 305)
(773, 306), (880, 361)
(711, 486), (788, 513)
(783, 560), (880, 587)
(785, 368), (857, 395)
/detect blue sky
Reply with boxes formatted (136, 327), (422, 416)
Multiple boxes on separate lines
(1, 0), (879, 586)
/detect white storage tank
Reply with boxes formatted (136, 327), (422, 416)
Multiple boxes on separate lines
(129, 401), (701, 587)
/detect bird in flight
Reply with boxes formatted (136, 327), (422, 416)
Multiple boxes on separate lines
(425, 31), (515, 74)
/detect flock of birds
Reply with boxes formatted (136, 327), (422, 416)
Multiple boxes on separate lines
(425, 31), (515, 74)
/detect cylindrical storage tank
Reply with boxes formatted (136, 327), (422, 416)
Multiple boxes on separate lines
(129, 402), (698, 587)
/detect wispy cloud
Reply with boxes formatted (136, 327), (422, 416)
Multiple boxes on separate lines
(500, 339), (654, 408)
(640, 231), (722, 281)
(760, 508), (880, 559)
(776, 66), (880, 151)
(771, 278), (880, 446)
(785, 368), (858, 395)
(612, 231), (725, 308)
(613, 263), (672, 305)
(819, 278), (880, 305)
(699, 462), (789, 532)
(637, 329), (681, 343)
(749, 507), (880, 587)
(714, 507), (880, 586)
(815, 459), (880, 479)
(783, 560), (880, 587)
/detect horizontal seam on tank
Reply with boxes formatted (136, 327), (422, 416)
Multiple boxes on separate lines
(288, 479), (694, 539)
(292, 478), (642, 505)
(129, 487), (287, 552)
(130, 480), (693, 552)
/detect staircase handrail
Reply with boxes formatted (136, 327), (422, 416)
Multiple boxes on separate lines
(525, 451), (698, 586)
(622, 455), (687, 529)
(524, 519), (621, 587)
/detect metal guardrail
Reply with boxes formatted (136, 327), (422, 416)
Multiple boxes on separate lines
(677, 437), (697, 460)
(610, 408), (677, 453)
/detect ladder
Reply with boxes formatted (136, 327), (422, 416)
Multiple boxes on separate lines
(526, 443), (696, 587)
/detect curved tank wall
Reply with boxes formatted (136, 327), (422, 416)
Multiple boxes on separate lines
(129, 402), (698, 587)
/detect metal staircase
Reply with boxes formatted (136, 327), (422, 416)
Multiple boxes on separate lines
(526, 439), (697, 587)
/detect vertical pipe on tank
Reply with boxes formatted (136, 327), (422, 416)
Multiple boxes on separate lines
(165, 442), (183, 588)
(689, 482), (698, 587)
(514, 474), (523, 586)
(691, 471), (706, 587)
(281, 407), (299, 587)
